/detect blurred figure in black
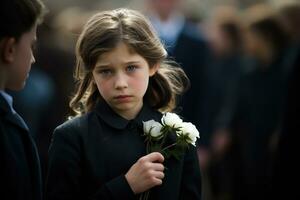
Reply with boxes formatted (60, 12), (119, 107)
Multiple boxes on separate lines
(279, 3), (300, 45)
(271, 3), (300, 200)
(145, 0), (211, 132)
(230, 9), (292, 200)
(144, 2), (211, 199)
(203, 10), (244, 199)
(270, 41), (300, 200)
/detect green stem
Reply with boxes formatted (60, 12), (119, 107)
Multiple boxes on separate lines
(159, 128), (169, 150)
(146, 139), (150, 154)
(161, 142), (176, 152)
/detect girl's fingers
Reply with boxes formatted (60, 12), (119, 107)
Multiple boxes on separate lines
(150, 163), (164, 172)
(153, 171), (165, 180)
(145, 152), (164, 163)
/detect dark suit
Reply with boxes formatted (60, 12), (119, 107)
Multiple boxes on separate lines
(169, 23), (210, 143)
(271, 47), (300, 200)
(46, 101), (202, 200)
(0, 94), (42, 200)
(230, 49), (293, 200)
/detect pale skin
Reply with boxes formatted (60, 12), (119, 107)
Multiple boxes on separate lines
(0, 23), (37, 91)
(92, 42), (165, 194)
(125, 152), (165, 194)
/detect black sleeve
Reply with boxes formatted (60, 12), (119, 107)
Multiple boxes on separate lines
(46, 124), (136, 200)
(0, 121), (9, 199)
(179, 145), (202, 200)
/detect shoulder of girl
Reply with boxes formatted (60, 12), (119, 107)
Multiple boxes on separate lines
(54, 113), (89, 135)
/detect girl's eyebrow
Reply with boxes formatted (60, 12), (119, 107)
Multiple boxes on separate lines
(124, 61), (141, 65)
(95, 61), (141, 69)
(94, 63), (111, 69)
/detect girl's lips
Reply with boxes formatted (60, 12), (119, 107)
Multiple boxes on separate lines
(114, 95), (133, 103)
(115, 95), (132, 99)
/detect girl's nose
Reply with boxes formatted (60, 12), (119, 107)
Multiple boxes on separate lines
(114, 73), (128, 89)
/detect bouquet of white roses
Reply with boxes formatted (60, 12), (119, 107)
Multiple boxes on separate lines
(140, 112), (200, 200)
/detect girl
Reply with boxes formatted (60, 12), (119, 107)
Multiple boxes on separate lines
(46, 8), (202, 200)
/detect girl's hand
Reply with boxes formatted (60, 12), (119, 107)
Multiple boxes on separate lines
(125, 152), (165, 194)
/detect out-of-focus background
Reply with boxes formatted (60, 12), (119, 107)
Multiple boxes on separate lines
(10, 0), (300, 199)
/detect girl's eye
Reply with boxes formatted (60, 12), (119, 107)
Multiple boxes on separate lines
(99, 69), (112, 76)
(126, 65), (137, 72)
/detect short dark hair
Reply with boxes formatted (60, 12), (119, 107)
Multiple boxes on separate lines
(220, 22), (242, 50)
(0, 0), (46, 40)
(249, 16), (289, 53)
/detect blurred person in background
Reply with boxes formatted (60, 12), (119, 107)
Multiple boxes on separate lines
(227, 6), (293, 200)
(278, 2), (300, 44)
(271, 2), (300, 199)
(202, 7), (245, 200)
(144, 0), (211, 140)
(0, 0), (46, 199)
(270, 35), (300, 200)
(144, 6), (211, 197)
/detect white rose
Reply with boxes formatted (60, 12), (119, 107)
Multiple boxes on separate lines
(143, 120), (163, 138)
(180, 122), (200, 146)
(161, 112), (183, 128)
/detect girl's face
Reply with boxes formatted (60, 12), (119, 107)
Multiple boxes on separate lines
(92, 42), (158, 120)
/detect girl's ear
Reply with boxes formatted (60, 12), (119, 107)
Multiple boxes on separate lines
(149, 63), (159, 77)
(90, 75), (95, 84)
(91, 78), (96, 85)
(1, 37), (17, 63)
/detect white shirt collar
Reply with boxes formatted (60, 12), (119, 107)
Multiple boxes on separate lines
(149, 12), (185, 44)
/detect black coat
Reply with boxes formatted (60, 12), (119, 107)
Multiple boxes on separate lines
(46, 102), (202, 200)
(0, 94), (43, 200)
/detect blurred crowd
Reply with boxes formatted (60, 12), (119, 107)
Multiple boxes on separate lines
(9, 0), (300, 199)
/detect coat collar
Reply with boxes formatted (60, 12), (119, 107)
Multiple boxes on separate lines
(94, 100), (162, 130)
(0, 94), (29, 131)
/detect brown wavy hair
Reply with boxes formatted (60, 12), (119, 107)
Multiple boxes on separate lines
(70, 8), (189, 116)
